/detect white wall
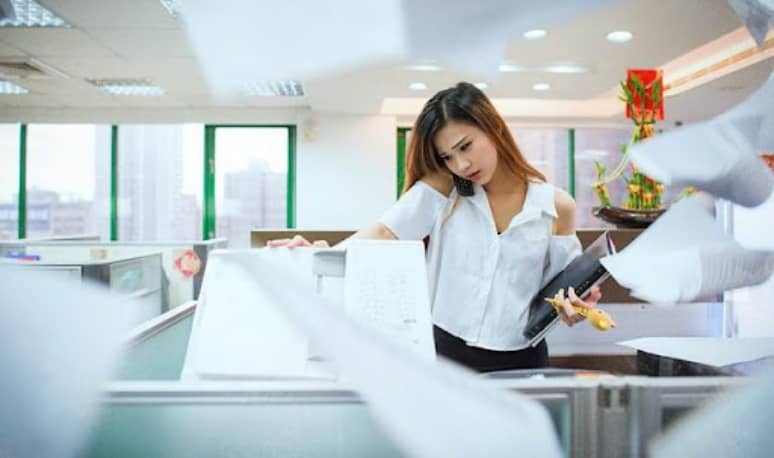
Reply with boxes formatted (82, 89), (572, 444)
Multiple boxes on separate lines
(296, 114), (397, 228)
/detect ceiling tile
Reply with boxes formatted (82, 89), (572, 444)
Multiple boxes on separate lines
(88, 28), (194, 58)
(0, 29), (115, 57)
(40, 0), (178, 29)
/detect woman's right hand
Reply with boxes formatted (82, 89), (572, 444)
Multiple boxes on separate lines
(266, 235), (330, 248)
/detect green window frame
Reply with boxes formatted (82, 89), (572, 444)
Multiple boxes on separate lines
(202, 124), (297, 240)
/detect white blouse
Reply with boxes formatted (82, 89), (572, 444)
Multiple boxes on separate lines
(379, 180), (582, 351)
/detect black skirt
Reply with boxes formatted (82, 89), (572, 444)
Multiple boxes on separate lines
(433, 325), (548, 373)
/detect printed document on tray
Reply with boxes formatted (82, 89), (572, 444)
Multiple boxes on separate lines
(344, 240), (435, 361)
(183, 241), (435, 380)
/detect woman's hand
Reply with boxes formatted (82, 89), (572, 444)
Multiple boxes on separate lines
(266, 235), (330, 248)
(554, 285), (602, 327)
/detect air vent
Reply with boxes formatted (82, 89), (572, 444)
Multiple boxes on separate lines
(244, 80), (305, 97)
(0, 58), (67, 79)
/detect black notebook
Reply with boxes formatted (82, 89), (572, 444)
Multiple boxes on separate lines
(523, 231), (616, 347)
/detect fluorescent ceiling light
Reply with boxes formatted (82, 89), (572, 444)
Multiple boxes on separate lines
(474, 82), (488, 90)
(606, 30), (633, 43)
(409, 82), (427, 91)
(544, 64), (589, 74)
(532, 82), (551, 91)
(405, 64), (443, 71)
(87, 79), (166, 96)
(244, 80), (304, 96)
(0, 79), (29, 94)
(498, 63), (523, 73)
(0, 0), (70, 27)
(523, 29), (547, 40)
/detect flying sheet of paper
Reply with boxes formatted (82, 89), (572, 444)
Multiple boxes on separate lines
(401, 0), (617, 79)
(182, 250), (321, 380)
(344, 240), (435, 360)
(619, 337), (774, 367)
(650, 366), (774, 458)
(601, 196), (774, 303)
(653, 380), (774, 458)
(227, 247), (562, 458)
(181, 0), (616, 96)
(629, 71), (774, 208)
(0, 268), (134, 458)
(729, 0), (774, 48)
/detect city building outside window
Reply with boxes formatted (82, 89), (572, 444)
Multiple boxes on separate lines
(117, 124), (203, 241)
(0, 124), (20, 240)
(26, 124), (110, 240)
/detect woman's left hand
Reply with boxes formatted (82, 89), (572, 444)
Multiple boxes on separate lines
(555, 285), (603, 327)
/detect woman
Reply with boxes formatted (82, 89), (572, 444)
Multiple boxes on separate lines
(270, 82), (601, 372)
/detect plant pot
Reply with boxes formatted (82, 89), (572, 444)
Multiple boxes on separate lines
(592, 205), (665, 229)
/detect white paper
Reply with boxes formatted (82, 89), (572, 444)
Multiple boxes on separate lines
(0, 268), (134, 458)
(226, 248), (562, 458)
(182, 249), (323, 380)
(344, 240), (435, 359)
(729, 0), (774, 48)
(619, 337), (774, 367)
(651, 366), (774, 457)
(181, 0), (405, 97)
(181, 0), (616, 95)
(601, 196), (774, 303)
(401, 0), (616, 78)
(629, 72), (774, 208)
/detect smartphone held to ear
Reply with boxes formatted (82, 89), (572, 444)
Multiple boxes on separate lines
(453, 175), (475, 196)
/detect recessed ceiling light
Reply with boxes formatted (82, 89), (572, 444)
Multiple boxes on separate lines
(544, 64), (589, 74)
(409, 82), (427, 91)
(87, 78), (166, 96)
(474, 82), (488, 90)
(405, 64), (443, 72)
(0, 0), (71, 27)
(606, 30), (633, 43)
(532, 82), (551, 91)
(0, 79), (29, 94)
(498, 63), (523, 73)
(523, 29), (547, 40)
(244, 80), (305, 96)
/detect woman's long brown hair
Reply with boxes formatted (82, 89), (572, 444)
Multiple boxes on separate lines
(402, 82), (545, 196)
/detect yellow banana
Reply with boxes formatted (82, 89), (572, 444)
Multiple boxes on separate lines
(544, 297), (616, 331)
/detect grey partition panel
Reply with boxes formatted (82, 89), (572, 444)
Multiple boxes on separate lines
(503, 381), (599, 458)
(114, 314), (194, 381)
(623, 378), (746, 457)
(84, 390), (403, 458)
(85, 384), (577, 458)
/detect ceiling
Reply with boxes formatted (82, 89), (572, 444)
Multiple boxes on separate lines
(0, 0), (771, 123)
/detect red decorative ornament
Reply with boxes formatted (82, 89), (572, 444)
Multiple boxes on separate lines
(174, 248), (201, 279)
(626, 68), (664, 121)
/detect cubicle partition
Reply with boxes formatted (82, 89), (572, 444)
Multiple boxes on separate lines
(104, 302), (754, 458)
(2, 252), (165, 326)
(0, 239), (227, 310)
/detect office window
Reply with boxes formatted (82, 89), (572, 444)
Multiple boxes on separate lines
(0, 124), (19, 240)
(26, 124), (110, 239)
(214, 127), (289, 249)
(510, 127), (570, 191)
(117, 124), (203, 241)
